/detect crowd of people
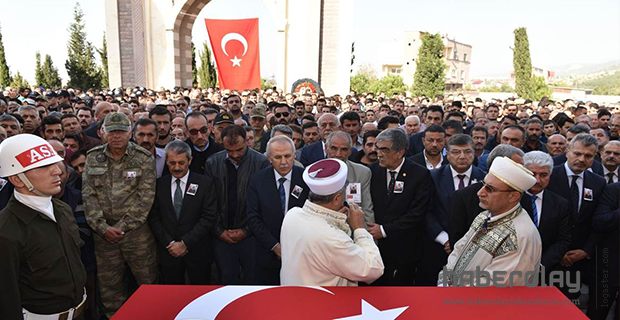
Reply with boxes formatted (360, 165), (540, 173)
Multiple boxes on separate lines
(0, 85), (618, 320)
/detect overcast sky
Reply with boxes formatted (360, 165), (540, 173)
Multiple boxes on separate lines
(0, 0), (618, 84)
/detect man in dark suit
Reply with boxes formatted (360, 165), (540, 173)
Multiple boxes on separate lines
(599, 141), (620, 183)
(547, 133), (606, 307)
(246, 136), (309, 284)
(407, 105), (443, 156)
(184, 111), (223, 174)
(409, 125), (448, 170)
(449, 145), (525, 246)
(591, 183), (620, 320)
(149, 140), (217, 284)
(419, 134), (485, 285)
(369, 128), (433, 285)
(522, 151), (572, 271)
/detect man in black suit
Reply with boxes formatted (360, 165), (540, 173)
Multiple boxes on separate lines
(599, 141), (620, 183)
(407, 105), (443, 156)
(246, 135), (309, 284)
(184, 111), (223, 174)
(409, 125), (448, 170)
(298, 113), (340, 167)
(547, 133), (606, 307)
(591, 183), (620, 320)
(522, 151), (572, 272)
(449, 144), (525, 246)
(149, 140), (217, 284)
(369, 128), (433, 285)
(419, 134), (485, 285)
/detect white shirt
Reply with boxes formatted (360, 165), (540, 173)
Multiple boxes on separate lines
(170, 172), (189, 201)
(274, 169), (293, 213)
(14, 190), (56, 222)
(280, 201), (384, 286)
(450, 165), (473, 191)
(564, 162), (584, 210)
(423, 150), (444, 170)
(603, 166), (619, 183)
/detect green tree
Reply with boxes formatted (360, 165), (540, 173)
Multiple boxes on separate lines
(350, 71), (376, 94)
(261, 78), (277, 90)
(197, 42), (217, 88)
(513, 27), (533, 98)
(34, 52), (43, 87)
(65, 3), (101, 89)
(40, 54), (62, 89)
(9, 71), (29, 89)
(411, 33), (446, 97)
(98, 33), (109, 88)
(0, 26), (11, 87)
(191, 42), (198, 87)
(529, 76), (552, 100)
(370, 75), (407, 96)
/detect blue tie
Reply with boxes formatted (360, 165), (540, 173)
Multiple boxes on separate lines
(278, 177), (287, 215)
(530, 194), (538, 227)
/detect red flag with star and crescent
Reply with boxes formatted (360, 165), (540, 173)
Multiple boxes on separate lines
(205, 18), (261, 90)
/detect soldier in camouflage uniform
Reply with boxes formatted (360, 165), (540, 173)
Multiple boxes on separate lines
(82, 112), (157, 317)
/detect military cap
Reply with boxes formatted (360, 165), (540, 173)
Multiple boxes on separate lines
(103, 112), (131, 132)
(214, 112), (234, 125)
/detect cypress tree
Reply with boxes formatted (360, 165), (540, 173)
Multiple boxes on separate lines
(41, 54), (62, 89)
(9, 72), (29, 89)
(191, 42), (198, 87)
(98, 33), (109, 88)
(35, 52), (43, 87)
(65, 3), (101, 89)
(0, 26), (11, 87)
(513, 27), (533, 98)
(412, 33), (446, 98)
(197, 42), (217, 88)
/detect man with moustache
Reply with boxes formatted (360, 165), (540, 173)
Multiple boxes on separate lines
(522, 118), (548, 153)
(258, 103), (291, 152)
(226, 94), (248, 123)
(350, 130), (380, 167)
(299, 113), (341, 167)
(149, 106), (174, 149)
(471, 126), (489, 163)
(185, 111), (223, 174)
(133, 118), (167, 178)
(247, 136), (309, 284)
(77, 107), (95, 129)
(149, 140), (216, 284)
(600, 141), (620, 184)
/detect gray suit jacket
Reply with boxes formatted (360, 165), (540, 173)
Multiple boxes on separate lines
(346, 160), (375, 223)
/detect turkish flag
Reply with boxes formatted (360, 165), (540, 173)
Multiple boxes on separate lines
(205, 18), (261, 90)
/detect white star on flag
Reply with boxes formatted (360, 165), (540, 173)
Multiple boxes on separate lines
(230, 56), (242, 67)
(334, 299), (409, 320)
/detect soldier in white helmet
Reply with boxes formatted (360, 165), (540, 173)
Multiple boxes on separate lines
(0, 134), (87, 319)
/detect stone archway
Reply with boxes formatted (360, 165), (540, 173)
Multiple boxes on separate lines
(172, 0), (210, 88)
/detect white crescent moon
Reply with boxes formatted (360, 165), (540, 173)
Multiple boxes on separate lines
(220, 33), (248, 57)
(174, 286), (334, 320)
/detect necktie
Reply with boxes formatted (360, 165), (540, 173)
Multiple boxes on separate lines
(173, 178), (183, 218)
(570, 175), (580, 212)
(457, 174), (466, 190)
(607, 172), (615, 184)
(278, 177), (287, 215)
(530, 194), (538, 227)
(388, 171), (397, 193)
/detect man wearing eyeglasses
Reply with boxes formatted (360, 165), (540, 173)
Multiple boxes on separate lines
(439, 156), (541, 287)
(418, 134), (485, 285)
(184, 111), (223, 174)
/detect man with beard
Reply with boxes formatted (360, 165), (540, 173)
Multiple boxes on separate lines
(62, 113), (101, 151)
(340, 111), (363, 150)
(547, 134), (568, 158)
(411, 125), (448, 170)
(149, 106), (173, 149)
(408, 105), (444, 156)
(134, 118), (167, 177)
(350, 130), (379, 167)
(226, 94), (248, 123)
(522, 119), (547, 153)
(258, 104), (291, 152)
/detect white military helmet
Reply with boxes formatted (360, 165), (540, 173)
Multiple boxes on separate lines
(0, 134), (64, 178)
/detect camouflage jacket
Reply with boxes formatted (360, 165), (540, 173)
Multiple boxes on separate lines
(82, 142), (156, 236)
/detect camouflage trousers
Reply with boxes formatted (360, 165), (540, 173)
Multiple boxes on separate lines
(93, 223), (158, 318)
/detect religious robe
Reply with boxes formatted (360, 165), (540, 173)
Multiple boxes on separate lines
(438, 204), (542, 287)
(280, 200), (384, 286)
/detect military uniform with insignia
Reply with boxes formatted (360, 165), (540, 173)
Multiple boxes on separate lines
(82, 113), (158, 317)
